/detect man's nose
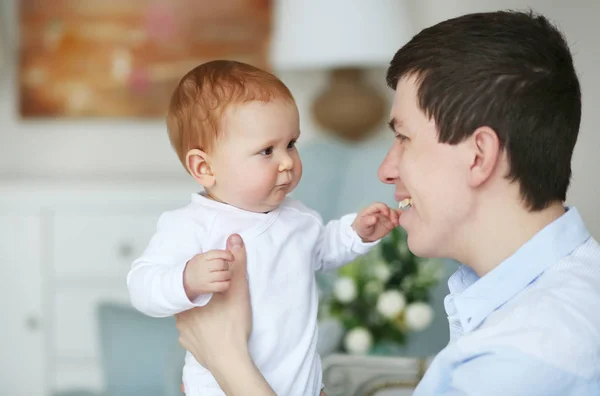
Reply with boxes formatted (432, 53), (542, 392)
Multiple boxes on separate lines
(378, 147), (400, 184)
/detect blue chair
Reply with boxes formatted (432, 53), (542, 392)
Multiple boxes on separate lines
(54, 302), (185, 396)
(96, 302), (185, 396)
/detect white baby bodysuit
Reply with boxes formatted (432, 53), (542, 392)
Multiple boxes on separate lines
(127, 193), (378, 396)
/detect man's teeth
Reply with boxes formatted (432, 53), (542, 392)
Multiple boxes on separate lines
(399, 198), (412, 210)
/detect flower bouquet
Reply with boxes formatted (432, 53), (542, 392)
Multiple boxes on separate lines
(320, 227), (444, 355)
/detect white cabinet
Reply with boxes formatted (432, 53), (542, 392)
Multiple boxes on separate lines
(51, 212), (160, 279)
(0, 181), (196, 396)
(0, 213), (46, 396)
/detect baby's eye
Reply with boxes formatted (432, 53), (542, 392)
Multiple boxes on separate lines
(260, 146), (274, 156)
(287, 139), (297, 149)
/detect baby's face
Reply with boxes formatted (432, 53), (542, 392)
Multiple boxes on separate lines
(208, 99), (302, 213)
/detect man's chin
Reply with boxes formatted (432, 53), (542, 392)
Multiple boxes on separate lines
(406, 233), (436, 259)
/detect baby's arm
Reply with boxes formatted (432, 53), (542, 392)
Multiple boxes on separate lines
(314, 203), (400, 272)
(313, 212), (379, 272)
(127, 211), (217, 318)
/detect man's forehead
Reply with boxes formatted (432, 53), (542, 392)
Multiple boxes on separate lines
(388, 78), (438, 136)
(388, 92), (410, 132)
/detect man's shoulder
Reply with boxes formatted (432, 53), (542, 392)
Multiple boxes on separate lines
(562, 235), (600, 269)
(538, 236), (600, 323)
(510, 236), (600, 333)
(460, 243), (600, 377)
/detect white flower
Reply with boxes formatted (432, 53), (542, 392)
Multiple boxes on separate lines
(344, 327), (372, 354)
(373, 263), (391, 282)
(404, 302), (434, 331)
(376, 290), (406, 319)
(363, 280), (384, 297)
(333, 277), (357, 303)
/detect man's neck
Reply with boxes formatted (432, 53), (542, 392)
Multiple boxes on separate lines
(458, 201), (566, 277)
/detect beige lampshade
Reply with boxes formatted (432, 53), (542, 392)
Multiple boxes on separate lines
(270, 1), (415, 141)
(270, 0), (415, 70)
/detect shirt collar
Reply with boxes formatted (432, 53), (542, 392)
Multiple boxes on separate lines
(446, 207), (590, 332)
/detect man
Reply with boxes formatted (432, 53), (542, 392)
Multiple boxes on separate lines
(176, 10), (600, 395)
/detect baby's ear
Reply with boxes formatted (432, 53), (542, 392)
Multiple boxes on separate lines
(186, 149), (216, 188)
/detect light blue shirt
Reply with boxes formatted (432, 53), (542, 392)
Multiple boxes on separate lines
(414, 207), (600, 395)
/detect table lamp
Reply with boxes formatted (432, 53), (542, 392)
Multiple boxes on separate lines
(270, 0), (414, 141)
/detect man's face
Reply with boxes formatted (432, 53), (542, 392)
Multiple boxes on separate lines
(378, 76), (473, 258)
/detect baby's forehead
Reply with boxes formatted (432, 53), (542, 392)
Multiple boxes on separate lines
(221, 100), (298, 131)
(224, 98), (296, 117)
(221, 121), (292, 143)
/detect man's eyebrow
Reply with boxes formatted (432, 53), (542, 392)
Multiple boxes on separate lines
(388, 118), (403, 132)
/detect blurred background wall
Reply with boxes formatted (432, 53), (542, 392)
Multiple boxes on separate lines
(1, 1), (599, 395)
(1, 0), (599, 239)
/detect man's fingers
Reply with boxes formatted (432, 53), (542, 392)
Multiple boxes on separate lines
(225, 234), (248, 289)
(226, 234), (247, 271)
(175, 311), (191, 351)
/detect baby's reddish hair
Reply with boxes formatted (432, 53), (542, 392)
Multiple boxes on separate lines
(167, 60), (295, 170)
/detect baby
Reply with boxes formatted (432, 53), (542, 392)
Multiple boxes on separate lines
(127, 60), (400, 396)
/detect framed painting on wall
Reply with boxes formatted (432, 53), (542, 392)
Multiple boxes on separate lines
(18, 0), (272, 118)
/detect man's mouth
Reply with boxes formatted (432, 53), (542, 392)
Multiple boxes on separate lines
(398, 198), (412, 210)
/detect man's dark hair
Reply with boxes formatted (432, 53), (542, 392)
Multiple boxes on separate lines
(387, 10), (581, 211)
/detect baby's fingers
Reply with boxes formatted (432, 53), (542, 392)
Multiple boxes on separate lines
(208, 259), (230, 272)
(202, 249), (234, 262)
(388, 208), (401, 226)
(364, 215), (377, 226)
(210, 269), (232, 283)
(363, 202), (389, 217)
(208, 280), (231, 293)
(208, 269), (232, 293)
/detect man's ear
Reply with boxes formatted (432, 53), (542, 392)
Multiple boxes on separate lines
(186, 149), (216, 188)
(467, 126), (501, 188)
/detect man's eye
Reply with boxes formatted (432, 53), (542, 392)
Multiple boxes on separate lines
(287, 139), (297, 149)
(396, 134), (408, 142)
(260, 146), (274, 156)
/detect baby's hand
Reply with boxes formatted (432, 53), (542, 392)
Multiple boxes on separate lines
(352, 202), (400, 242)
(183, 249), (234, 301)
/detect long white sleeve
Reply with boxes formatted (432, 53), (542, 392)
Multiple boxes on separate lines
(314, 213), (379, 272)
(127, 211), (213, 318)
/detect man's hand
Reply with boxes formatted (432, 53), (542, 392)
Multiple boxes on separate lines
(183, 249), (234, 300)
(176, 234), (252, 370)
(352, 202), (401, 242)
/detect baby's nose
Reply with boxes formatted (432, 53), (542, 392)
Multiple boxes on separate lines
(279, 154), (293, 172)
